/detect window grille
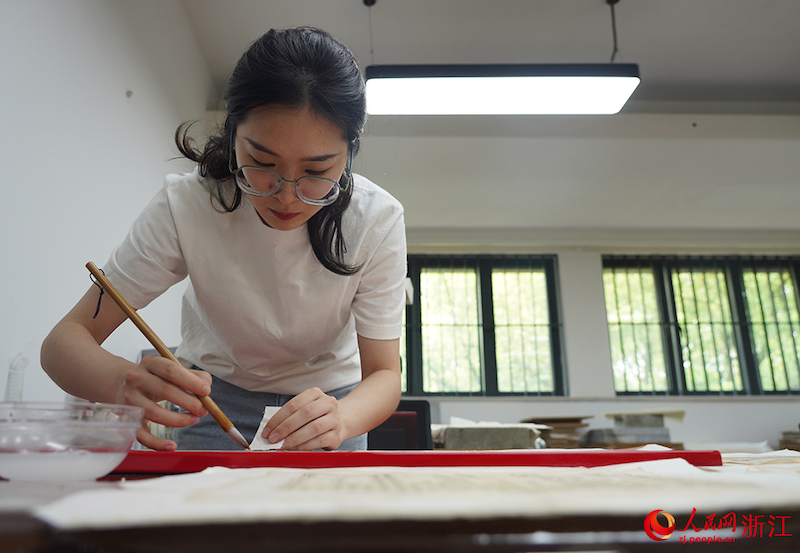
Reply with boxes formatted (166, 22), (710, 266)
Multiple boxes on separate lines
(742, 266), (800, 392)
(603, 264), (668, 392)
(403, 255), (564, 396)
(603, 256), (800, 396)
(492, 267), (554, 393)
(671, 267), (742, 392)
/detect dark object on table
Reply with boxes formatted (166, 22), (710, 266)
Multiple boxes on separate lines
(368, 400), (433, 450)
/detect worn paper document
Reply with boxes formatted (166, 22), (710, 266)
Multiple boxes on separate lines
(33, 454), (800, 531)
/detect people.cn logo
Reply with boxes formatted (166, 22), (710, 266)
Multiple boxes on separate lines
(644, 509), (677, 541)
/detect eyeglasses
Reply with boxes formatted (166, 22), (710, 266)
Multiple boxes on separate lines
(233, 166), (344, 206)
(229, 139), (353, 207)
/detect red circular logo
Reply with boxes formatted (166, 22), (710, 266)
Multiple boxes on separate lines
(644, 509), (676, 541)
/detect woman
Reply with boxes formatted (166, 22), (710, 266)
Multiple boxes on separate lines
(41, 27), (406, 452)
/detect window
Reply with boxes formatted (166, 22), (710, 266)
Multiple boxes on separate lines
(402, 255), (564, 396)
(603, 256), (800, 395)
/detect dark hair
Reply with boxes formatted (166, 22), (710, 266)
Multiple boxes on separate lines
(176, 27), (366, 275)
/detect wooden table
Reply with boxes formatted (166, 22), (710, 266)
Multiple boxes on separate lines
(3, 449), (799, 553)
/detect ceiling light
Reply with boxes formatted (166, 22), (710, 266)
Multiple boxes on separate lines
(362, 0), (639, 116)
(365, 64), (640, 115)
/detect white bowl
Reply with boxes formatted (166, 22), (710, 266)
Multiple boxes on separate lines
(0, 401), (143, 481)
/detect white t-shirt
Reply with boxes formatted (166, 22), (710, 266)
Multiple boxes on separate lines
(103, 169), (406, 395)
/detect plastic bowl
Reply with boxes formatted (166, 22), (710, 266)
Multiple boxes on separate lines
(0, 401), (144, 481)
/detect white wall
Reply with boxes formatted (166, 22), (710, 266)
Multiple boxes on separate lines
(358, 113), (800, 232)
(0, 0), (214, 401)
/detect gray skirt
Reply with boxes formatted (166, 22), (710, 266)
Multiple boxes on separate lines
(174, 373), (366, 451)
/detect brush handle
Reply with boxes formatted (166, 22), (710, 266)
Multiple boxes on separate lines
(86, 261), (246, 444)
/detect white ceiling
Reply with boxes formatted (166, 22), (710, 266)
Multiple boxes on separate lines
(181, 0), (800, 113)
(178, 1), (800, 243)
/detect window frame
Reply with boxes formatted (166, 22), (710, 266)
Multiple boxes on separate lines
(603, 255), (800, 396)
(404, 254), (565, 397)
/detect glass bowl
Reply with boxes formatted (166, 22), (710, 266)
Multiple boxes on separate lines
(0, 401), (144, 481)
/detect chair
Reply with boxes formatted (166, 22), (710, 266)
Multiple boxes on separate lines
(368, 399), (433, 450)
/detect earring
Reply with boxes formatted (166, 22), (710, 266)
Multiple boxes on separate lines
(228, 149), (238, 175)
(228, 131), (238, 174)
(340, 167), (353, 191)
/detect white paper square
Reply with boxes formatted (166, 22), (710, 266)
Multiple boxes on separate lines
(249, 406), (284, 450)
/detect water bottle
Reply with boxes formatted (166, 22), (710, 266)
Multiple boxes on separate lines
(4, 353), (28, 402)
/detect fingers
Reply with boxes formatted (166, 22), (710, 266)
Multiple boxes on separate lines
(263, 388), (344, 451)
(279, 411), (339, 451)
(144, 398), (200, 429)
(196, 369), (213, 388)
(122, 357), (209, 428)
(142, 355), (211, 398)
(136, 421), (177, 452)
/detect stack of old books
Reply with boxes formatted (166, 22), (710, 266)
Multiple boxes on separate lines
(779, 426), (800, 451)
(519, 416), (592, 448)
(581, 410), (684, 449)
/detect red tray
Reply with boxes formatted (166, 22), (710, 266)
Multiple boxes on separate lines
(113, 449), (722, 475)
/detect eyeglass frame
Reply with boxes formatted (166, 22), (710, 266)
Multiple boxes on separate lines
(228, 133), (354, 207)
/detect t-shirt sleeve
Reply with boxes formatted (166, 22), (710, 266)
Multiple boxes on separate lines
(102, 186), (188, 309)
(351, 207), (407, 340)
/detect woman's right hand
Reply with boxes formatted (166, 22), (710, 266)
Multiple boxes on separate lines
(41, 284), (212, 451)
(120, 356), (212, 451)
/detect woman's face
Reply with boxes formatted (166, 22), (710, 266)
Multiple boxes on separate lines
(234, 105), (349, 231)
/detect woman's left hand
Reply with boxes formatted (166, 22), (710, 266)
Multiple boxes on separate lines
(263, 336), (402, 451)
(262, 387), (346, 451)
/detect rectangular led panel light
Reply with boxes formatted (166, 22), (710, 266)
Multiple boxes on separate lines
(365, 64), (640, 115)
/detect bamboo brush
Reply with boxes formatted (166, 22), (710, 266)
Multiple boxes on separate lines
(86, 261), (250, 450)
